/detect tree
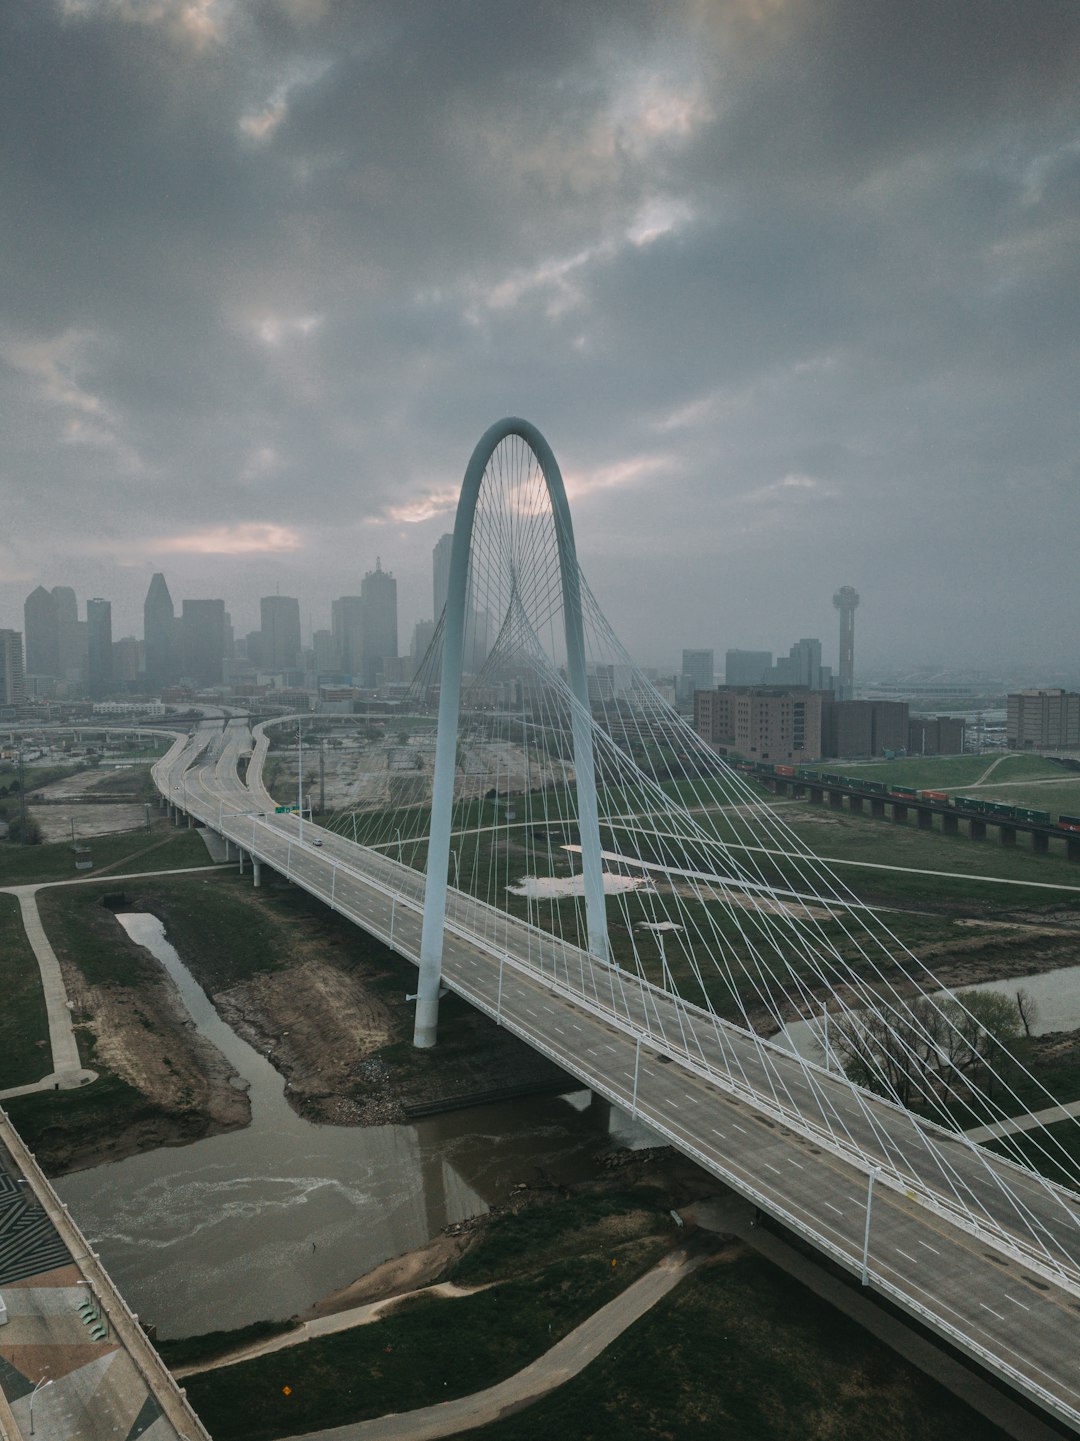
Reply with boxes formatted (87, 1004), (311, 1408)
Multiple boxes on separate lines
(825, 988), (1027, 1108)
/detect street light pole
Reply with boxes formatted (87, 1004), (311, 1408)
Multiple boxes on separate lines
(861, 1168), (881, 1285)
(297, 721), (304, 841)
(29, 1376), (53, 1434)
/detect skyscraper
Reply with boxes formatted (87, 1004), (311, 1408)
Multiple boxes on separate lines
(23, 585), (59, 679)
(180, 599), (226, 687)
(331, 595), (364, 676)
(0, 630), (25, 707)
(143, 572), (176, 691)
(361, 560), (397, 687)
(833, 585), (859, 702)
(52, 585), (80, 684)
(260, 595), (302, 672)
(433, 533), (453, 621)
(86, 598), (113, 699)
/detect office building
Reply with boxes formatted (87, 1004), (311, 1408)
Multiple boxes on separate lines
(724, 649), (772, 687)
(411, 619), (437, 664)
(0, 630), (25, 707)
(820, 699), (909, 758)
(180, 599), (226, 687)
(909, 715), (966, 755)
(52, 586), (81, 685)
(433, 533), (453, 620)
(112, 636), (142, 688)
(1006, 691), (1080, 750)
(833, 585), (859, 701)
(23, 585), (59, 679)
(86, 598), (113, 699)
(260, 595), (302, 672)
(143, 572), (177, 691)
(312, 629), (337, 673)
(332, 595), (364, 677)
(695, 686), (823, 765)
(360, 560), (398, 687)
(770, 637), (834, 692)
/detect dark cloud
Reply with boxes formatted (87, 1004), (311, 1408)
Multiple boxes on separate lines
(1, 0), (1078, 672)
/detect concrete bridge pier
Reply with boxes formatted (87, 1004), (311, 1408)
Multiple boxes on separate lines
(809, 786), (823, 804)
(1068, 837), (1080, 863)
(828, 790), (844, 810)
(238, 848), (246, 875)
(1032, 831), (1049, 854)
(999, 824), (1017, 847)
(792, 783), (806, 799)
(187, 812), (194, 829)
(849, 795), (864, 814)
(222, 837), (232, 860)
(943, 812), (959, 835)
(892, 803), (909, 823)
(917, 807), (933, 830)
(870, 798), (886, 818)
(252, 858), (262, 887)
(968, 819), (987, 839)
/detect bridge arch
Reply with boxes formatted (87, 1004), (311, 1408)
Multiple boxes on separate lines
(413, 417), (609, 1047)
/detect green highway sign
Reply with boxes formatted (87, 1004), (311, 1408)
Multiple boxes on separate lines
(275, 804), (298, 814)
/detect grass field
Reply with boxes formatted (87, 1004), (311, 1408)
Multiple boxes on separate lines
(830, 753), (1067, 790)
(468, 1249), (1011, 1441)
(0, 820), (211, 885)
(0, 893), (50, 1087)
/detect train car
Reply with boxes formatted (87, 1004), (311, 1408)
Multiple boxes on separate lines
(800, 770), (822, 782)
(954, 795), (986, 814)
(889, 785), (919, 798)
(862, 779), (888, 795)
(774, 764), (796, 778)
(1014, 807), (1051, 825)
(1058, 813), (1080, 834)
(920, 789), (950, 803)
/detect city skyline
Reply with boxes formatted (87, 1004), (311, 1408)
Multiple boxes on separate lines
(2, 3), (1078, 674)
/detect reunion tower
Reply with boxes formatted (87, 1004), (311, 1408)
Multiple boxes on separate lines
(833, 585), (859, 701)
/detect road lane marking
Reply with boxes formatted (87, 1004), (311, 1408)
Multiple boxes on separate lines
(711, 1128), (725, 1139)
(917, 1239), (939, 1255)
(684, 1093), (699, 1104)
(824, 1202), (843, 1216)
(665, 1098), (680, 1110)
(979, 1303), (1005, 1321)
(1005, 1295), (1030, 1311)
(895, 1248), (918, 1263)
(732, 1123), (747, 1135)
(764, 1163), (782, 1175)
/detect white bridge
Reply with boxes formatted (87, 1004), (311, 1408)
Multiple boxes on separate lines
(155, 420), (1080, 1433)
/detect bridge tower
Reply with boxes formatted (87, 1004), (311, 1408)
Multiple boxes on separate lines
(833, 584), (859, 702)
(413, 418), (610, 1048)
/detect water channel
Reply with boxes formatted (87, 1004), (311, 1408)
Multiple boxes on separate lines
(56, 914), (651, 1338)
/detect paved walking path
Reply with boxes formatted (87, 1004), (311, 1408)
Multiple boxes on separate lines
(0, 863), (225, 1102)
(1, 887), (94, 1095)
(966, 1097), (1080, 1144)
(278, 1247), (705, 1441)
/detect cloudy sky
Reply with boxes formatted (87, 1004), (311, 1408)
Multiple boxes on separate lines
(2, 0), (1078, 676)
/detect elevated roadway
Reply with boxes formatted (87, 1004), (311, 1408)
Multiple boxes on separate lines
(154, 718), (1080, 1434)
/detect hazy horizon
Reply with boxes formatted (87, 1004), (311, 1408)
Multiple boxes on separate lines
(3, 2), (1078, 676)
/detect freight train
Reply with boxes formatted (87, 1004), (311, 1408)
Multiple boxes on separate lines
(734, 758), (1078, 833)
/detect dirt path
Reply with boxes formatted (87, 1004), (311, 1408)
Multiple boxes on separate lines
(969, 753), (1017, 787)
(279, 1245), (705, 1441)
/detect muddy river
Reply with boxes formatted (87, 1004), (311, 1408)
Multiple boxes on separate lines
(56, 914), (651, 1339)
